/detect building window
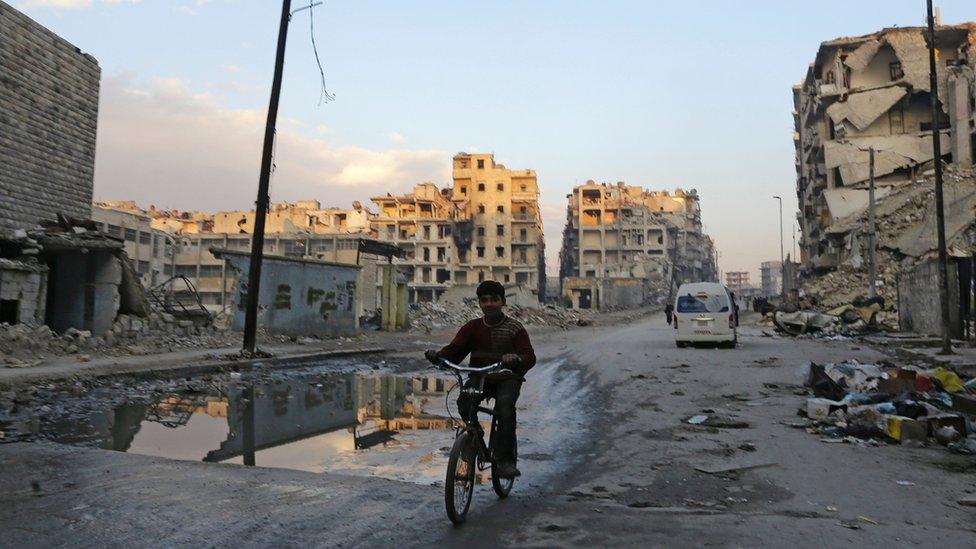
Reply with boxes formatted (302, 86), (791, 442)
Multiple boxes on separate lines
(107, 224), (122, 238)
(824, 70), (835, 85)
(496, 205), (504, 213)
(477, 246), (485, 258)
(477, 159), (485, 169)
(175, 265), (197, 277)
(889, 62), (904, 81)
(504, 274), (510, 283)
(478, 204), (486, 214)
(477, 226), (485, 237)
(124, 228), (137, 242)
(423, 248), (430, 261)
(478, 271), (485, 282)
(478, 182), (485, 191)
(137, 260), (150, 274)
(497, 183), (504, 191)
(152, 238), (160, 258)
(496, 225), (504, 236)
(199, 265), (222, 277)
(460, 185), (467, 194)
(495, 246), (504, 258)
(163, 264), (173, 276)
(890, 108), (905, 134)
(520, 228), (527, 241)
(520, 184), (527, 192)
(423, 226), (431, 240)
(138, 232), (151, 245)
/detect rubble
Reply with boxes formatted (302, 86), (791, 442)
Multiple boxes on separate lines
(407, 302), (593, 333)
(798, 359), (976, 453)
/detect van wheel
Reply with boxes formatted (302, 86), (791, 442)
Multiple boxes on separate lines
(676, 341), (686, 348)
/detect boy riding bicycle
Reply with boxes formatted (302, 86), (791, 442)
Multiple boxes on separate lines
(425, 280), (536, 479)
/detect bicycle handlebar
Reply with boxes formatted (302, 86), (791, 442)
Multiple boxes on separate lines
(434, 357), (511, 376)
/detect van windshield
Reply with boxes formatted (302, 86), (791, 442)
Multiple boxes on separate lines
(677, 293), (730, 313)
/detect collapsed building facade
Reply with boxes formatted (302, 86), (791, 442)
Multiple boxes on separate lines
(794, 22), (976, 336)
(371, 153), (546, 304)
(558, 181), (717, 310)
(794, 23), (976, 271)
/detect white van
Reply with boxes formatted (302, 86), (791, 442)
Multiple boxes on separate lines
(673, 282), (737, 348)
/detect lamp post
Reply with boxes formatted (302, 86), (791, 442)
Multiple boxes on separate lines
(773, 196), (785, 296)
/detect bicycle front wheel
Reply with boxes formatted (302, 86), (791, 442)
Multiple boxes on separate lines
(445, 431), (477, 524)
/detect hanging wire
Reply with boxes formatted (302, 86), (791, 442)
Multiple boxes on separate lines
(308, 0), (336, 105)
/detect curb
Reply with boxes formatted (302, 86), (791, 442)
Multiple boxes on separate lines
(0, 347), (388, 388)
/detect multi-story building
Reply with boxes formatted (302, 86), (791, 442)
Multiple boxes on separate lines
(725, 271), (750, 294)
(794, 22), (976, 270)
(558, 181), (717, 310)
(92, 202), (176, 287)
(761, 261), (783, 297)
(452, 153), (546, 297)
(371, 153), (547, 304)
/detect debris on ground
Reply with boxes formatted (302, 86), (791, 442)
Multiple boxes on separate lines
(408, 302), (593, 333)
(771, 298), (885, 338)
(798, 359), (976, 453)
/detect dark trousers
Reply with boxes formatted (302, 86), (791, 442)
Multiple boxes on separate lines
(457, 377), (522, 463)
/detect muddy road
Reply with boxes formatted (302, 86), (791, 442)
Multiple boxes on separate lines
(2, 314), (976, 546)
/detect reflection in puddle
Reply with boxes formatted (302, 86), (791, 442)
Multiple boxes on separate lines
(42, 360), (590, 487)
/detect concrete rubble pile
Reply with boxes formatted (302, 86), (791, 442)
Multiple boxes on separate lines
(409, 302), (592, 333)
(801, 164), (976, 327)
(797, 359), (976, 454)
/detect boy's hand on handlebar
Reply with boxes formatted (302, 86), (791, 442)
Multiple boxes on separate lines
(501, 353), (521, 368)
(424, 349), (441, 364)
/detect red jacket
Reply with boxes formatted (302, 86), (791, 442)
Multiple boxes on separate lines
(439, 315), (536, 376)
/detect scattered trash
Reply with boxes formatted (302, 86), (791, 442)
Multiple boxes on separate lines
(895, 480), (915, 486)
(837, 521), (861, 530)
(957, 496), (976, 507)
(857, 515), (879, 526)
(826, 506), (838, 512)
(693, 461), (776, 475)
(799, 360), (976, 455)
(687, 415), (708, 425)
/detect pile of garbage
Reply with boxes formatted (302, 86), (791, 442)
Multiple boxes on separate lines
(771, 297), (885, 338)
(799, 360), (976, 453)
(409, 302), (592, 333)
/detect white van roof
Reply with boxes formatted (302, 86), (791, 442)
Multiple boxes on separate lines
(676, 282), (728, 295)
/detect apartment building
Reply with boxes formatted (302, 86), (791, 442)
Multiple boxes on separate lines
(92, 202), (176, 287)
(725, 271), (750, 294)
(452, 153), (546, 297)
(371, 153), (546, 303)
(760, 261), (783, 297)
(559, 181), (717, 310)
(794, 22), (976, 270)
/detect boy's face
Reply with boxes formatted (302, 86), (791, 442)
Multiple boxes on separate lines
(479, 294), (504, 318)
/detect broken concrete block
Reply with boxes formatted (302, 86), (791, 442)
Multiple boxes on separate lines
(884, 415), (927, 444)
(927, 414), (968, 438)
(806, 397), (847, 420)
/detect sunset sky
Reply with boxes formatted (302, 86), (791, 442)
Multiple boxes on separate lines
(17, 0), (976, 279)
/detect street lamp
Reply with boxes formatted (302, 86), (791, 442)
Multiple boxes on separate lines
(773, 196), (784, 297)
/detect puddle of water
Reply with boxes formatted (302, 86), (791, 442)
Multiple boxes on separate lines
(30, 360), (591, 487)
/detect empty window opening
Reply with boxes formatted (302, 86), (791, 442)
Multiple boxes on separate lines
(496, 225), (505, 236)
(497, 183), (504, 191)
(477, 246), (485, 258)
(477, 159), (485, 169)
(0, 299), (18, 324)
(496, 205), (504, 213)
(889, 62), (904, 80)
(495, 247), (504, 258)
(478, 183), (486, 191)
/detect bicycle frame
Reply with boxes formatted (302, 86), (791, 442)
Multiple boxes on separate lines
(438, 359), (509, 468)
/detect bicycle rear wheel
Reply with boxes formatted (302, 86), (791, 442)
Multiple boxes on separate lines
(445, 431), (477, 524)
(490, 415), (515, 498)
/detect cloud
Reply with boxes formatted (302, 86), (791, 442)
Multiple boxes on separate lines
(387, 132), (405, 144)
(19, 0), (139, 8)
(92, 75), (450, 212)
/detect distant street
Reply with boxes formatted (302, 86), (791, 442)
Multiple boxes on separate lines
(3, 313), (975, 547)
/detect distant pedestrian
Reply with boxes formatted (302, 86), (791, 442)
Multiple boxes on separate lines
(664, 302), (674, 325)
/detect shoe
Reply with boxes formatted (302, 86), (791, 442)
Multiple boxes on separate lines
(495, 461), (521, 478)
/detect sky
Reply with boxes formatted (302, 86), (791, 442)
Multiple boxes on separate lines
(15, 0), (976, 281)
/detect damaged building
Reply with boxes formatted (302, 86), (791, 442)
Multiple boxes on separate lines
(794, 22), (976, 271)
(558, 181), (717, 310)
(371, 153), (547, 304)
(0, 4), (136, 336)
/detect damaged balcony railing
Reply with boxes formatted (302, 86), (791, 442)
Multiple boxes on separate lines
(147, 275), (213, 327)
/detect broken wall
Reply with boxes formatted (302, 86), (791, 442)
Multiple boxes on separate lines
(45, 251), (121, 336)
(0, 259), (47, 325)
(897, 257), (962, 338)
(222, 253), (360, 338)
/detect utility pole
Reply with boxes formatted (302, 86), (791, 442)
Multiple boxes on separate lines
(243, 0), (293, 355)
(926, 0), (953, 354)
(868, 147), (877, 298)
(773, 196), (784, 297)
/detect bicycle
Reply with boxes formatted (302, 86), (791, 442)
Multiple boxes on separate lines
(433, 357), (519, 525)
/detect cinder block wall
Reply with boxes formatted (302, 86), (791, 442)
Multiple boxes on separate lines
(0, 2), (100, 231)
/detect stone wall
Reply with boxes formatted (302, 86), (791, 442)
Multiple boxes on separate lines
(0, 2), (100, 230)
(897, 258), (962, 338)
(0, 259), (47, 325)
